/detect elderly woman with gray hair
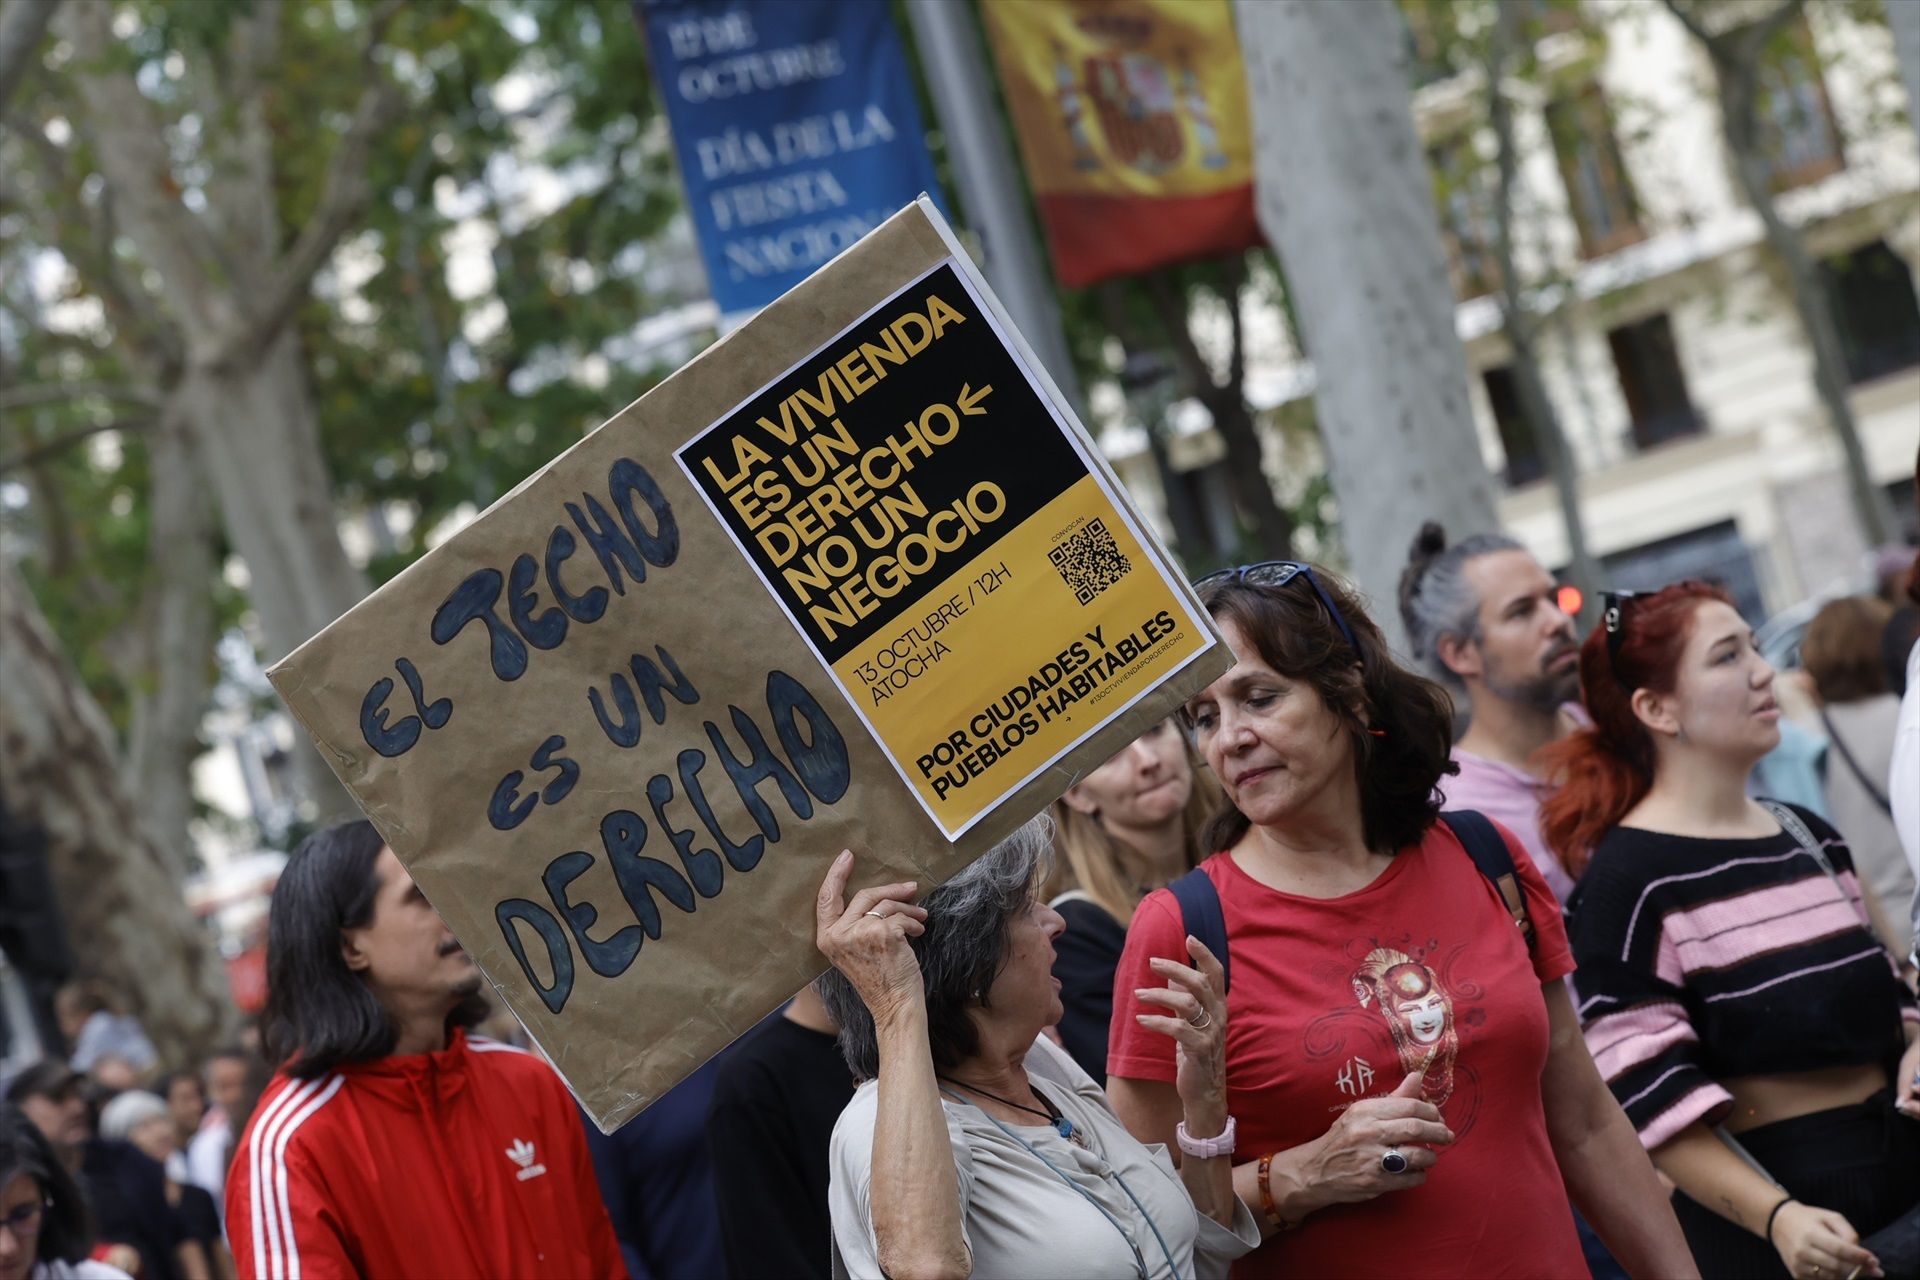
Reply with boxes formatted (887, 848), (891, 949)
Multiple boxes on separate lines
(814, 819), (1258, 1279)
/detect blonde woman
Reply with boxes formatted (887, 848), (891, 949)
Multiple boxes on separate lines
(1047, 719), (1220, 1079)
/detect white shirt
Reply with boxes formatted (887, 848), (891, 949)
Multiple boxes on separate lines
(185, 1121), (233, 1212)
(829, 1035), (1258, 1279)
(33, 1261), (133, 1279)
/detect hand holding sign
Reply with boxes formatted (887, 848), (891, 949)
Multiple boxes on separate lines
(815, 851), (927, 1026)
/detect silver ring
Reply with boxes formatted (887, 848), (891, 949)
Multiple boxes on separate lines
(1187, 1010), (1213, 1030)
(865, 909), (886, 918)
(1380, 1148), (1410, 1175)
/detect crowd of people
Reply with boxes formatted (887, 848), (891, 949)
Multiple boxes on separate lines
(3, 984), (263, 1280)
(3, 510), (1917, 1280)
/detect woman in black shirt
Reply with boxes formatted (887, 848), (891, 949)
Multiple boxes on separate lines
(1544, 582), (1919, 1280)
(1046, 718), (1218, 1079)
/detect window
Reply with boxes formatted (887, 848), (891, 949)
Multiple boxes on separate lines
(1756, 17), (1844, 191)
(1546, 88), (1645, 257)
(1819, 240), (1920, 385)
(1607, 313), (1700, 449)
(1429, 136), (1499, 299)
(1602, 520), (1765, 623)
(1483, 366), (1545, 486)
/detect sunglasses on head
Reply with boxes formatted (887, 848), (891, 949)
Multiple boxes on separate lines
(1601, 589), (1644, 689)
(1191, 560), (1364, 666)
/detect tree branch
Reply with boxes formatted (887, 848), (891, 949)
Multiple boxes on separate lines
(1222, 256), (1247, 395)
(1488, 0), (1527, 327)
(0, 382), (161, 412)
(57, 0), (233, 336)
(1747, 0), (1806, 59)
(1659, 0), (1717, 48)
(1662, 0), (1801, 55)
(0, 0), (59, 112)
(220, 16), (404, 367)
(1, 111), (182, 369)
(1142, 271), (1222, 403)
(0, 417), (154, 475)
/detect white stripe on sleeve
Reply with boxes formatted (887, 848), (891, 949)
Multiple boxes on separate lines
(249, 1079), (323, 1280)
(272, 1074), (345, 1280)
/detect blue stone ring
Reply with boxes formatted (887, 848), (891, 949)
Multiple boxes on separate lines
(1380, 1148), (1410, 1175)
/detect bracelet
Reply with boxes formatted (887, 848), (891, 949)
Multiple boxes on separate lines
(1256, 1152), (1296, 1232)
(1765, 1196), (1796, 1247)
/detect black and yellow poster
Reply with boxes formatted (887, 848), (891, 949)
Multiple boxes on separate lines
(677, 256), (1213, 837)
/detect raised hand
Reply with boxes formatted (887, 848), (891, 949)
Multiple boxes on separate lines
(1134, 936), (1229, 1133)
(815, 850), (929, 1024)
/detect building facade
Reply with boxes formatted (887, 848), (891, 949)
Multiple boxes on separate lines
(1101, 0), (1920, 624)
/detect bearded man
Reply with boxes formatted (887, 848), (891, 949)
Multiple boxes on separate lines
(1400, 524), (1583, 905)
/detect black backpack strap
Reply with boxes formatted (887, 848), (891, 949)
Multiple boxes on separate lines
(1166, 867), (1230, 997)
(1442, 810), (1535, 954)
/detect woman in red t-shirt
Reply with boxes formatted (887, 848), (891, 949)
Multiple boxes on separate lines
(1106, 562), (1694, 1280)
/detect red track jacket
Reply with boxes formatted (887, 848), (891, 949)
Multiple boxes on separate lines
(227, 1030), (625, 1279)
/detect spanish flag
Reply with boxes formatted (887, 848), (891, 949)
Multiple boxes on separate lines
(981, 0), (1261, 288)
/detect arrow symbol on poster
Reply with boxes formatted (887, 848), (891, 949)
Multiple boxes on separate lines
(957, 383), (993, 416)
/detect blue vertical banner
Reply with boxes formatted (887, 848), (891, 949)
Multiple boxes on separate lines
(638, 0), (947, 315)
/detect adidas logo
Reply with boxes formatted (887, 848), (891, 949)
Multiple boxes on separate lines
(504, 1138), (547, 1182)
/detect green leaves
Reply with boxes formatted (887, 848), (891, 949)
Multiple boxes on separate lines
(6, 0), (690, 737)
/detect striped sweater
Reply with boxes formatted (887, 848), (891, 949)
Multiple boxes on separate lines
(1568, 803), (1917, 1149)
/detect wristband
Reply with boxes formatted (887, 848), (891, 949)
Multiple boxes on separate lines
(1256, 1152), (1297, 1232)
(1175, 1115), (1236, 1159)
(1765, 1196), (1796, 1247)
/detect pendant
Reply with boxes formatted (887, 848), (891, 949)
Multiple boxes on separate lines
(1055, 1116), (1087, 1148)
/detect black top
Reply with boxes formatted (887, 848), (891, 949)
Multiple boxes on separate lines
(174, 1182), (222, 1250)
(706, 1012), (855, 1280)
(583, 1054), (727, 1280)
(1050, 896), (1128, 1081)
(81, 1138), (183, 1280)
(1569, 804), (1916, 1141)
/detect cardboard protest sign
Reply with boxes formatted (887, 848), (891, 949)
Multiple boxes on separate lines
(268, 197), (1226, 1131)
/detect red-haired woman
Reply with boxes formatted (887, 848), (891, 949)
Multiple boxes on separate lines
(1543, 582), (1920, 1280)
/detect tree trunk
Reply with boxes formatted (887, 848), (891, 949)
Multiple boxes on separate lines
(60, 0), (375, 823)
(0, 0), (58, 111)
(1143, 428), (1215, 573)
(1204, 389), (1296, 560)
(1488, 3), (1601, 618)
(125, 406), (218, 875)
(0, 558), (236, 1067)
(1141, 272), (1295, 560)
(1667, 0), (1898, 548)
(176, 336), (365, 821)
(1236, 0), (1498, 647)
(1724, 76), (1894, 546)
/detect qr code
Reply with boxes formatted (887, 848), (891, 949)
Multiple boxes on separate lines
(1048, 518), (1132, 605)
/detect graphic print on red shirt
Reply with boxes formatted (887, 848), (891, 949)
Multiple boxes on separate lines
(1107, 820), (1585, 1280)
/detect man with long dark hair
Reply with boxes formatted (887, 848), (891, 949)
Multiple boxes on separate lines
(225, 821), (623, 1279)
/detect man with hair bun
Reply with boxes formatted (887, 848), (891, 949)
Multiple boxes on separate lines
(1398, 522), (1582, 904)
